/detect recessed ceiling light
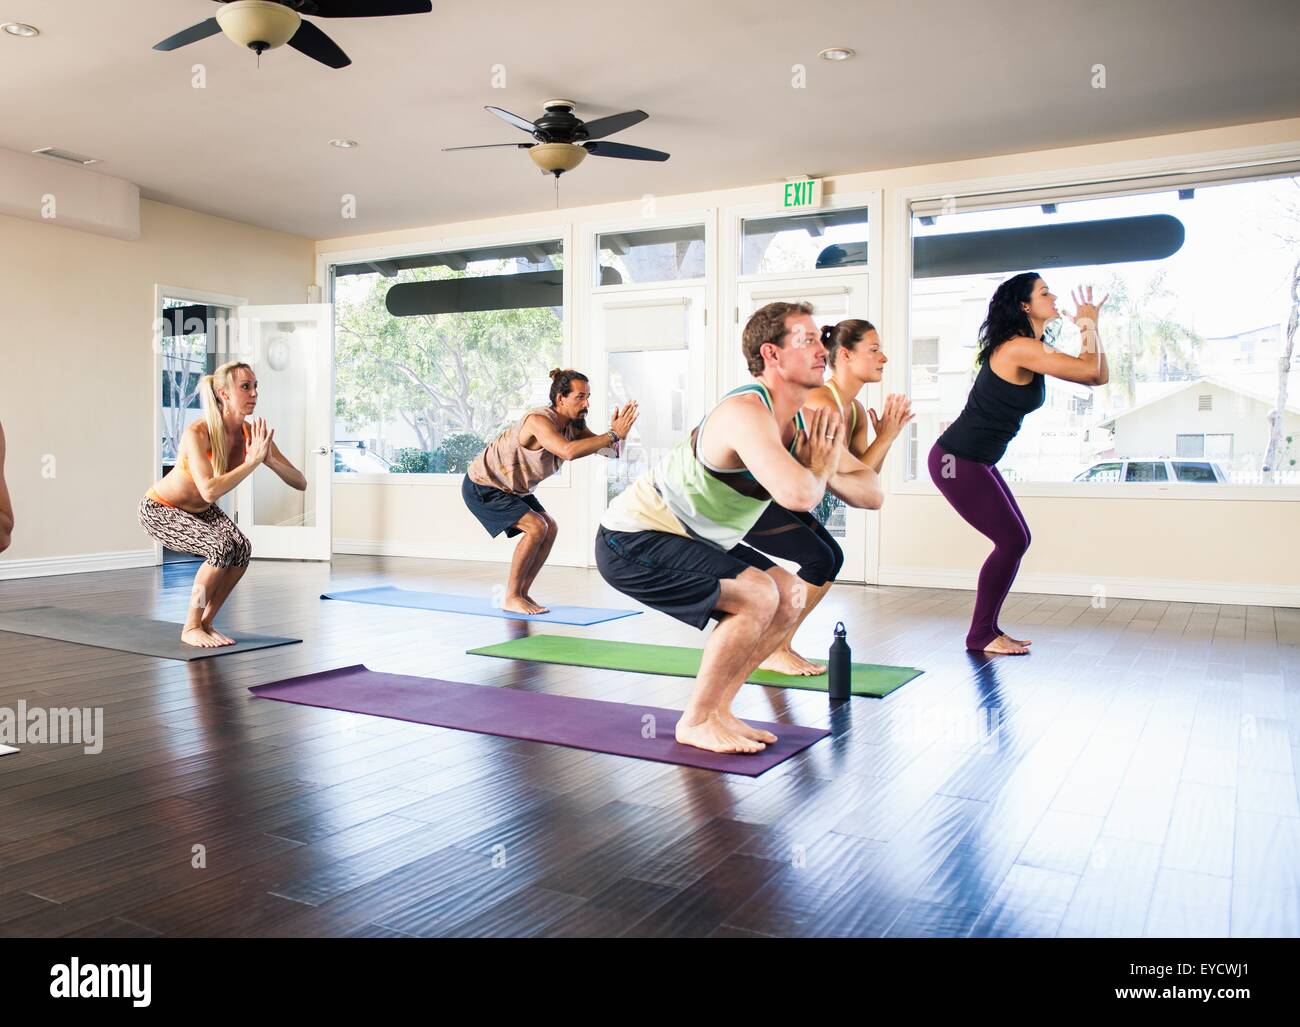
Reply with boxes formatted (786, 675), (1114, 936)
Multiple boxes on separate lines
(2, 22), (40, 37)
(329, 139), (359, 149)
(818, 47), (855, 61)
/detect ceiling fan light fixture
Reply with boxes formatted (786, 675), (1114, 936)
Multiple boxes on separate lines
(528, 143), (587, 176)
(216, 0), (302, 54)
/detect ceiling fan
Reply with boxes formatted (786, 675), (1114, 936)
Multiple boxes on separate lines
(152, 0), (433, 69)
(444, 101), (670, 178)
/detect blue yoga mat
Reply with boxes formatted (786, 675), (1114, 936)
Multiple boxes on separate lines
(320, 586), (640, 626)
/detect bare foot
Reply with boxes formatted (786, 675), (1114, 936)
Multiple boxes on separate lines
(719, 711), (778, 744)
(203, 625), (236, 646)
(998, 632), (1032, 647)
(977, 636), (1030, 655)
(501, 594), (548, 615)
(675, 712), (767, 754)
(758, 647), (823, 676)
(522, 593), (551, 614)
(181, 626), (221, 648)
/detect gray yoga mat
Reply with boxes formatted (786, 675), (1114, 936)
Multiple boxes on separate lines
(0, 606), (301, 662)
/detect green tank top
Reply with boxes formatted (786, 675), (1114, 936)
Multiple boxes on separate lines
(606, 381), (806, 549)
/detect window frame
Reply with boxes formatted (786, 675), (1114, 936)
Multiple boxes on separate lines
(320, 224), (574, 487)
(890, 141), (1300, 502)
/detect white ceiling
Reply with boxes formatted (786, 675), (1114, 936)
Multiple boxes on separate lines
(2, 0), (1297, 239)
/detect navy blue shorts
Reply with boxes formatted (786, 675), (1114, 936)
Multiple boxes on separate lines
(462, 476), (546, 538)
(595, 525), (775, 630)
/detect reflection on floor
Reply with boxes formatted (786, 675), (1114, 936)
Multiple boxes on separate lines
(0, 554), (1296, 938)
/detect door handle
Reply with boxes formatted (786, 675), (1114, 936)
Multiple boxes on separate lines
(315, 446), (331, 455)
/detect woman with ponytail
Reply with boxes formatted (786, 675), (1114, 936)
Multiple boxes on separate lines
(929, 273), (1107, 655)
(463, 368), (638, 615)
(138, 360), (307, 648)
(741, 318), (909, 675)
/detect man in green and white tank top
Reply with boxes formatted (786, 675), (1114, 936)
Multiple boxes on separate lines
(597, 302), (882, 756)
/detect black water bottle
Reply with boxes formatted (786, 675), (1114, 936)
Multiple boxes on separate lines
(829, 621), (850, 700)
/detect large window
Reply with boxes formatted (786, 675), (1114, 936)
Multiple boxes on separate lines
(331, 241), (563, 475)
(908, 173), (1300, 485)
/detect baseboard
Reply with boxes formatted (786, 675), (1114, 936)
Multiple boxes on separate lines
(877, 567), (1300, 608)
(0, 549), (158, 581)
(332, 538), (589, 569)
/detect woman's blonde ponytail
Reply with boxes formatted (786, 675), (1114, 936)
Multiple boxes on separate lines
(201, 361), (253, 474)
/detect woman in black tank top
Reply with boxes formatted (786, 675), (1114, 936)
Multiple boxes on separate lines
(929, 272), (1109, 655)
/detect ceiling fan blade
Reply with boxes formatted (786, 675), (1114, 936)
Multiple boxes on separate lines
(287, 20), (352, 68)
(581, 110), (649, 140)
(584, 141), (670, 162)
(485, 107), (539, 135)
(442, 143), (532, 152)
(309, 0), (433, 16)
(153, 17), (222, 52)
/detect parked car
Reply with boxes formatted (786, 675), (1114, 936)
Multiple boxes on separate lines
(333, 442), (394, 474)
(1073, 458), (1229, 483)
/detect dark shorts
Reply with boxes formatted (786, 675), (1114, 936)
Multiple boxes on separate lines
(461, 476), (546, 538)
(595, 525), (775, 630)
(743, 503), (845, 586)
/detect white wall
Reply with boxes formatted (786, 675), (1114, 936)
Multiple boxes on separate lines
(318, 116), (1300, 606)
(0, 200), (315, 574)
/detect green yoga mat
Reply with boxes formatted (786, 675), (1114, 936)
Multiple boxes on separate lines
(467, 634), (922, 698)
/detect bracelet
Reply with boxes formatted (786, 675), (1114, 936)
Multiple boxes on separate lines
(607, 430), (620, 445)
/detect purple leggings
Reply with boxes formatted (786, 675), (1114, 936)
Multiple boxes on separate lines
(927, 442), (1031, 650)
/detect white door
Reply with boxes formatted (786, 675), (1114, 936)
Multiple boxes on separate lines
(232, 303), (333, 561)
(735, 274), (876, 583)
(588, 286), (710, 544)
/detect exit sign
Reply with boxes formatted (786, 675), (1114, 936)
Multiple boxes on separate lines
(782, 178), (822, 210)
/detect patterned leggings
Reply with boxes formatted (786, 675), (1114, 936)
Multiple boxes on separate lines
(138, 497), (252, 568)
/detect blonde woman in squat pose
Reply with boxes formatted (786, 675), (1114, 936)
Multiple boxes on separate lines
(139, 361), (306, 647)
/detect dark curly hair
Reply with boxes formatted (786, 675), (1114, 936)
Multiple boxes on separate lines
(823, 319), (876, 367)
(548, 368), (589, 408)
(976, 272), (1042, 365)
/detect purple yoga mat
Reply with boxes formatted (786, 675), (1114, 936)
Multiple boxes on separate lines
(249, 664), (829, 777)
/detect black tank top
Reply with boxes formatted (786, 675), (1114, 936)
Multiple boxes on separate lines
(937, 359), (1045, 465)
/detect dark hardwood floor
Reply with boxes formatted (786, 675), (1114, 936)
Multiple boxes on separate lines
(1, 554), (1297, 938)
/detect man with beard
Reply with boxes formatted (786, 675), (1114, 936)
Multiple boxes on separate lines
(463, 368), (639, 615)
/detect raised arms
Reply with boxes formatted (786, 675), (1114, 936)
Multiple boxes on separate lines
(726, 400), (841, 512)
(527, 402), (639, 461)
(1004, 287), (1109, 386)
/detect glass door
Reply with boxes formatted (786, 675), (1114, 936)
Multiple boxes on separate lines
(588, 286), (709, 542)
(735, 274), (875, 583)
(231, 303), (333, 561)
(158, 298), (227, 563)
